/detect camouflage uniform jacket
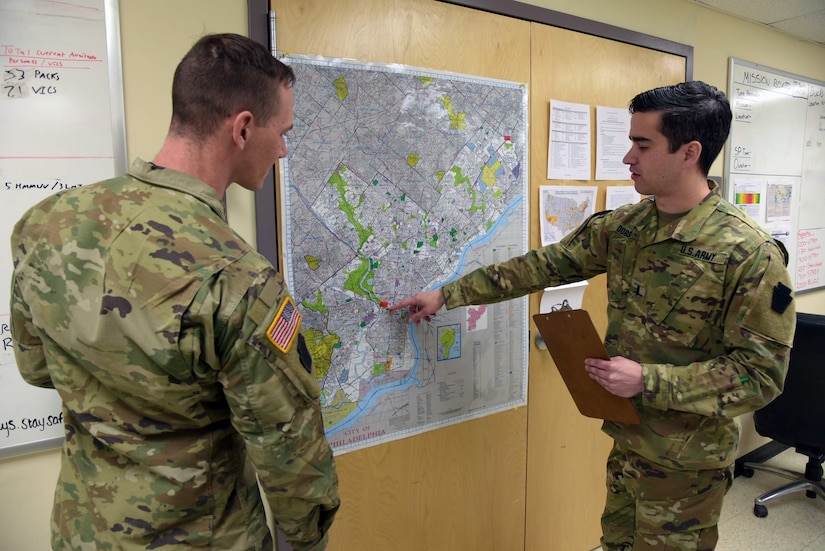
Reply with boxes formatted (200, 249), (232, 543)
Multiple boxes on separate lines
(443, 182), (795, 470)
(10, 159), (339, 550)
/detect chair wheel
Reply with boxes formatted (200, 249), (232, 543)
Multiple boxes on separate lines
(754, 504), (768, 518)
(741, 467), (754, 478)
(806, 490), (816, 499)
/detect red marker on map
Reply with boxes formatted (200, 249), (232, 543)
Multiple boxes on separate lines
(380, 300), (389, 308)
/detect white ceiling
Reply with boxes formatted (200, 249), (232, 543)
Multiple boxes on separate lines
(686, 0), (825, 47)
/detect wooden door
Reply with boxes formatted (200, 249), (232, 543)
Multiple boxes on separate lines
(525, 24), (685, 551)
(269, 1), (530, 549)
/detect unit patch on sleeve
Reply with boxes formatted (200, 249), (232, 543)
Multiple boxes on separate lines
(267, 296), (302, 353)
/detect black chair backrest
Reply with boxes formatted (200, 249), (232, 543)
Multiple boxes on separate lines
(753, 312), (825, 451)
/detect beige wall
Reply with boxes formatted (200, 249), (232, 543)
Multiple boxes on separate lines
(1, 0), (823, 550)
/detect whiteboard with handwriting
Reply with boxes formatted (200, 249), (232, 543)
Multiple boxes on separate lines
(0, 0), (126, 459)
(726, 58), (825, 293)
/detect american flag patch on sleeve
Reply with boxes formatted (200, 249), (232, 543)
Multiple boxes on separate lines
(267, 297), (302, 353)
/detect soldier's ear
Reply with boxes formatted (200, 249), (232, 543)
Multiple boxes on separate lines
(682, 140), (701, 167)
(232, 111), (254, 150)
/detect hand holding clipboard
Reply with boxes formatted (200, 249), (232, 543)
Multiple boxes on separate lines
(533, 309), (640, 424)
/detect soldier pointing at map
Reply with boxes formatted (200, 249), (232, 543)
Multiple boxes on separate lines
(10, 34), (339, 550)
(390, 81), (795, 550)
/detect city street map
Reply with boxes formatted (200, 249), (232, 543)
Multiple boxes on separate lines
(280, 55), (529, 453)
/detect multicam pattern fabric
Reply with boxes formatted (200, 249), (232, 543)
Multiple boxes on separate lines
(601, 443), (733, 551)
(10, 158), (339, 551)
(443, 182), (795, 470)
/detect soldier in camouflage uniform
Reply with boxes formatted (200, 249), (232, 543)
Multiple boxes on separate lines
(391, 81), (795, 550)
(10, 34), (339, 550)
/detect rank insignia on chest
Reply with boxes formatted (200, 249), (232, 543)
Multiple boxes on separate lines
(267, 296), (302, 353)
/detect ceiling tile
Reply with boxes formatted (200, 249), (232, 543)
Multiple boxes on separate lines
(770, 9), (825, 44)
(692, 0), (824, 23)
(687, 0), (825, 46)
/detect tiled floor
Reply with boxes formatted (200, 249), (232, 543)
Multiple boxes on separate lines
(590, 448), (825, 550)
(717, 448), (825, 550)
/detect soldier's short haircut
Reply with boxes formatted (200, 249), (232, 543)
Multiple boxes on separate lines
(628, 81), (732, 176)
(169, 33), (296, 138)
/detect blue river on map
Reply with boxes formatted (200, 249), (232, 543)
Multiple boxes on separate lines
(326, 195), (524, 436)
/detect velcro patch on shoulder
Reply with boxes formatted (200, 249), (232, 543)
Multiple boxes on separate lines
(771, 281), (793, 313)
(266, 296), (302, 353)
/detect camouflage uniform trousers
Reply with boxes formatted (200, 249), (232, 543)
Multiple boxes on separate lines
(600, 442), (734, 551)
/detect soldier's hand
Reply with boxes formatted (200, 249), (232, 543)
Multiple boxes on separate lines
(388, 289), (445, 324)
(584, 356), (643, 398)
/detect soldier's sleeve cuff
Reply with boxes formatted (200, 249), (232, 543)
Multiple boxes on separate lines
(442, 283), (462, 310)
(642, 363), (670, 411)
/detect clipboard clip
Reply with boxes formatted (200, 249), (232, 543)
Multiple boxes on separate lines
(534, 300), (572, 350)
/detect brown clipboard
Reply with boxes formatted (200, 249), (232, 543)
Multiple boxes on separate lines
(533, 309), (640, 424)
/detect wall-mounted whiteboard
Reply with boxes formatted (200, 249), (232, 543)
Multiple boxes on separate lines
(726, 58), (825, 293)
(0, 0), (126, 459)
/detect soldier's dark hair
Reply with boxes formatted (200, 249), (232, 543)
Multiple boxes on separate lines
(169, 33), (295, 138)
(628, 81), (731, 176)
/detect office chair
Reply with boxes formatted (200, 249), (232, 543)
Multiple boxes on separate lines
(741, 312), (825, 518)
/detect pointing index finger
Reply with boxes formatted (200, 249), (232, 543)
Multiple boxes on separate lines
(387, 296), (416, 311)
